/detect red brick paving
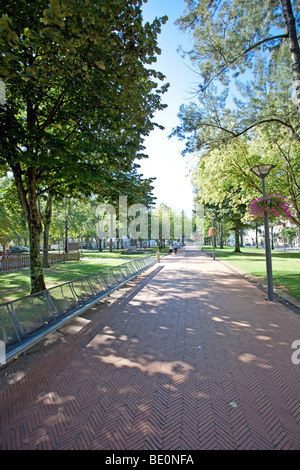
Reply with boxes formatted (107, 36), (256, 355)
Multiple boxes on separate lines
(0, 247), (300, 450)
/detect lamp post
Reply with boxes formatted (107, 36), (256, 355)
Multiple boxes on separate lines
(250, 164), (275, 302)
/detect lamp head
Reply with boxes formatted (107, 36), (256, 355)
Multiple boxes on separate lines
(250, 164), (275, 179)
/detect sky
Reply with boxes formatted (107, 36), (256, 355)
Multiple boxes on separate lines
(138, 0), (199, 216)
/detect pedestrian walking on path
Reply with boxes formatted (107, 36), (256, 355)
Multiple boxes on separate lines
(0, 247), (300, 450)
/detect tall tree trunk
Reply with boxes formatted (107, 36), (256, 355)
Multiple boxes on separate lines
(234, 219), (241, 253)
(2, 236), (6, 259)
(255, 223), (259, 248)
(280, 0), (300, 121)
(65, 218), (69, 253)
(13, 164), (46, 294)
(28, 213), (46, 293)
(42, 194), (53, 268)
(59, 234), (63, 252)
(219, 223), (223, 248)
(28, 168), (46, 293)
(109, 212), (114, 252)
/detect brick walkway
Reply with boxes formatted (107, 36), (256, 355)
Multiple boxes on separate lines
(0, 247), (300, 450)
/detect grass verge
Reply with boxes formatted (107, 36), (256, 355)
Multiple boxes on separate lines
(82, 247), (169, 258)
(0, 248), (169, 304)
(0, 257), (128, 303)
(203, 246), (300, 302)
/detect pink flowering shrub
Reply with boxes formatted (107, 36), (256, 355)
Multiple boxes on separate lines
(208, 227), (217, 237)
(248, 193), (292, 222)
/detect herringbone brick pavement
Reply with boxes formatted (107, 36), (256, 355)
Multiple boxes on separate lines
(0, 247), (300, 450)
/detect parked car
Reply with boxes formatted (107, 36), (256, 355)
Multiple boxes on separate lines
(9, 246), (30, 254)
(9, 246), (22, 254)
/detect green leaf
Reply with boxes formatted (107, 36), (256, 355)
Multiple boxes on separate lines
(95, 61), (105, 70)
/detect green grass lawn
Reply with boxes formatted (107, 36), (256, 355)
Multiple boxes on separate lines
(2, 246), (298, 304)
(203, 246), (300, 301)
(0, 248), (169, 304)
(82, 249), (145, 259)
(82, 247), (169, 258)
(0, 257), (129, 304)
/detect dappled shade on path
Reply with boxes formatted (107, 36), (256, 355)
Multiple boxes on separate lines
(0, 247), (300, 450)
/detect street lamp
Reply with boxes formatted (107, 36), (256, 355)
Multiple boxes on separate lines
(250, 164), (275, 302)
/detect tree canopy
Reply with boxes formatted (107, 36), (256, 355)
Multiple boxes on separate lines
(0, 0), (168, 292)
(172, 0), (300, 153)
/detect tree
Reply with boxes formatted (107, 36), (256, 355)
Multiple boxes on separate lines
(172, 0), (300, 152)
(190, 128), (300, 226)
(0, 0), (168, 293)
(190, 130), (300, 255)
(0, 176), (30, 254)
(191, 138), (266, 252)
(0, 177), (16, 242)
(283, 226), (297, 244)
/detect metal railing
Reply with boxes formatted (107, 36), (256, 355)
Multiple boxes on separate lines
(0, 255), (156, 363)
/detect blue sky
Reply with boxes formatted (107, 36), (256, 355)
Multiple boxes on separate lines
(139, 0), (198, 215)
